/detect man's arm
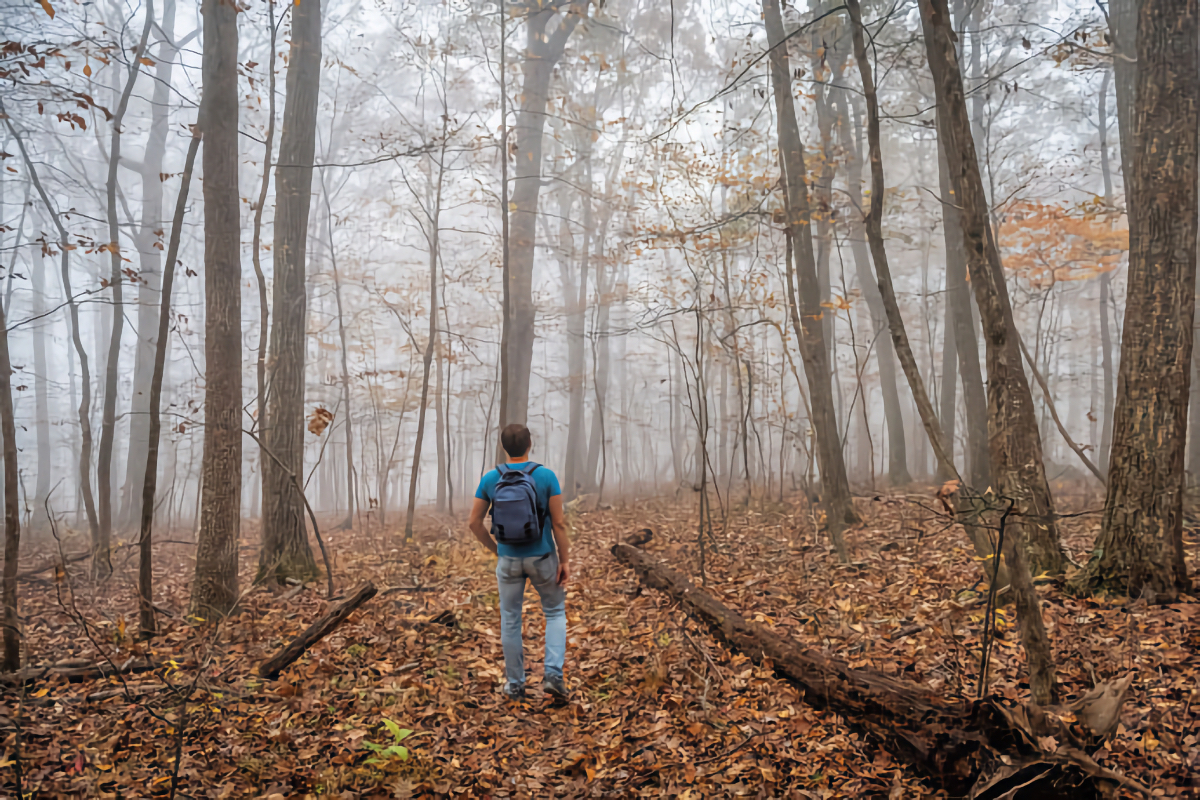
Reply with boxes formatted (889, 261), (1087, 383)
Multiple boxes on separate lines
(468, 497), (497, 556)
(548, 494), (570, 585)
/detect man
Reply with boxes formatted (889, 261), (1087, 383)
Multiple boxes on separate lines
(468, 423), (571, 702)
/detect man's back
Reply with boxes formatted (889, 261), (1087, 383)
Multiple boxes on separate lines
(475, 462), (561, 559)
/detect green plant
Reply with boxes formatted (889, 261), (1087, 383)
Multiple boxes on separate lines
(362, 719), (416, 764)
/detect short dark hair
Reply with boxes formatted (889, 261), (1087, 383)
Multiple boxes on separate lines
(500, 423), (532, 458)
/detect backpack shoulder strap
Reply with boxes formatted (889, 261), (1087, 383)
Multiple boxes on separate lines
(522, 464), (548, 531)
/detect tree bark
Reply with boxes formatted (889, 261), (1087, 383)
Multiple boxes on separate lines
(921, 0), (1065, 581)
(259, 0), (322, 585)
(1072, 0), (1197, 602)
(97, 3), (154, 579)
(504, 1), (587, 426)
(763, 0), (859, 542)
(190, 0), (243, 619)
(140, 129), (200, 638)
(0, 297), (21, 671)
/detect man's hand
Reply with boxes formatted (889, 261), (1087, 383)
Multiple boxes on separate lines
(548, 495), (570, 586)
(468, 497), (497, 556)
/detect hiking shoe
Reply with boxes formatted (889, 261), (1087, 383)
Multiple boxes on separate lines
(542, 675), (568, 703)
(502, 682), (525, 701)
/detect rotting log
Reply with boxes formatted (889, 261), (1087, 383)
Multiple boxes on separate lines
(258, 581), (376, 679)
(13, 551), (90, 581)
(0, 655), (160, 687)
(612, 543), (1148, 798)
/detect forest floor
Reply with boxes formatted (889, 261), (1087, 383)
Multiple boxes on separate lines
(2, 487), (1199, 799)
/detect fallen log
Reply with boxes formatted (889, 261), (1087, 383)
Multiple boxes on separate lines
(0, 655), (159, 687)
(611, 543), (1147, 798)
(14, 550), (91, 580)
(259, 581), (376, 679)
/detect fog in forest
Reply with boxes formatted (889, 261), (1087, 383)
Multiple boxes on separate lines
(2, 0), (1198, 795)
(0, 0), (1129, 532)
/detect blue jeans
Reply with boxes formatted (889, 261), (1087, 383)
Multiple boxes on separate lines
(496, 552), (566, 689)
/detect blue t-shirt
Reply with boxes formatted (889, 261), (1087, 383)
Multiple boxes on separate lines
(476, 462), (561, 558)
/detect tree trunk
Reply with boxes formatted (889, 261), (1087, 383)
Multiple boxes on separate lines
(121, 0), (184, 531)
(0, 298), (21, 671)
(1191, 275), (1200, 486)
(442, 298), (455, 515)
(250, 0), (279, 546)
(839, 91), (909, 486)
(31, 248), (51, 527)
(1100, 274), (1115, 474)
(96, 5), (153, 578)
(190, 0), (243, 619)
(921, 0), (1065, 581)
(1110, 0), (1137, 212)
(405, 130), (448, 543)
(811, 61), (839, 367)
(936, 129), (991, 490)
(584, 265), (611, 493)
(435, 334), (447, 513)
(259, 0), (322, 585)
(504, 2), (585, 427)
(1103, 0), (1135, 478)
(762, 0), (858, 544)
(1097, 65), (1119, 478)
(562, 199), (587, 501)
(669, 353), (684, 486)
(1072, 0), (1197, 602)
(140, 129), (200, 638)
(329, 199), (356, 531)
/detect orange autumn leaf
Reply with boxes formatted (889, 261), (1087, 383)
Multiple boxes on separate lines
(307, 405), (334, 436)
(999, 200), (1127, 289)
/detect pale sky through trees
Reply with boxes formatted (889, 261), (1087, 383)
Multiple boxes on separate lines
(0, 0), (1125, 525)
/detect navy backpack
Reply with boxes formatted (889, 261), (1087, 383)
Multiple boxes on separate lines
(490, 463), (545, 546)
